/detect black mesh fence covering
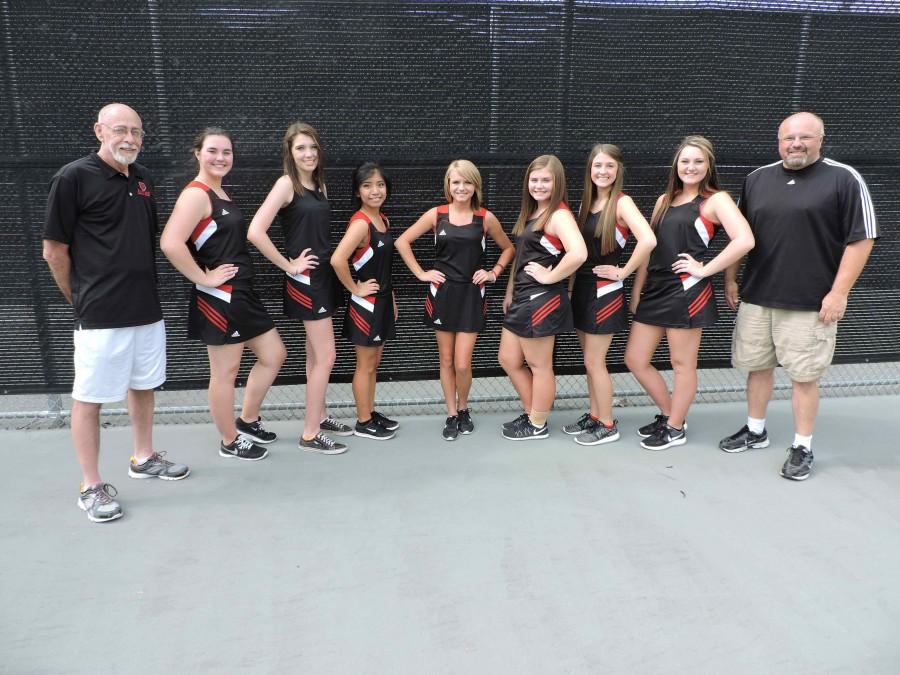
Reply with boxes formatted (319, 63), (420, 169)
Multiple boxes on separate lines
(1, 1), (897, 394)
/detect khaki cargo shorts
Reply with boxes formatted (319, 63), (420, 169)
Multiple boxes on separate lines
(732, 302), (837, 383)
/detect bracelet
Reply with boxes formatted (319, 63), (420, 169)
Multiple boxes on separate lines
(489, 270), (497, 283)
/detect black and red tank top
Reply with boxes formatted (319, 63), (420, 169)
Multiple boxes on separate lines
(512, 206), (570, 300)
(647, 194), (720, 281)
(433, 204), (487, 282)
(349, 210), (393, 295)
(186, 180), (253, 283)
(575, 208), (630, 280)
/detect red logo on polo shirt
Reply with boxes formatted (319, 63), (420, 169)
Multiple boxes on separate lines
(137, 181), (151, 197)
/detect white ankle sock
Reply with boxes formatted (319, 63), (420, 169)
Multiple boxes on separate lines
(747, 417), (766, 434)
(793, 433), (812, 450)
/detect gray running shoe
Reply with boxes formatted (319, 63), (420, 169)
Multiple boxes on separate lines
(299, 432), (348, 455)
(220, 436), (268, 461)
(77, 483), (123, 523)
(128, 451), (190, 480)
(719, 425), (770, 453)
(574, 419), (621, 446)
(563, 412), (593, 435)
(235, 416), (277, 444)
(502, 412), (529, 431)
(320, 417), (354, 437)
(781, 445), (814, 481)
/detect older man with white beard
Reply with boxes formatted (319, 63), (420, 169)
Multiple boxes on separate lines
(43, 103), (189, 523)
(719, 111), (877, 481)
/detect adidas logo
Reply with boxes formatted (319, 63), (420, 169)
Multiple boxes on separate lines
(231, 330), (240, 337)
(222, 208), (230, 215)
(434, 318), (442, 325)
(787, 179), (796, 185)
(438, 230), (447, 236)
(318, 307), (327, 313)
(373, 335), (381, 341)
(377, 240), (384, 247)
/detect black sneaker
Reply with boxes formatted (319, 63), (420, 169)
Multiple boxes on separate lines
(781, 445), (814, 481)
(637, 413), (668, 438)
(371, 410), (399, 431)
(355, 419), (396, 440)
(320, 417), (354, 437)
(219, 436), (269, 461)
(574, 419), (620, 446)
(502, 412), (529, 431)
(640, 424), (686, 450)
(719, 425), (770, 453)
(235, 416), (277, 444)
(442, 415), (459, 441)
(299, 432), (348, 455)
(562, 412), (593, 435)
(457, 408), (474, 434)
(502, 416), (549, 441)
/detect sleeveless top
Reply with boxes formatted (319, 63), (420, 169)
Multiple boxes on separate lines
(433, 204), (487, 282)
(349, 210), (393, 296)
(280, 186), (334, 290)
(647, 194), (720, 284)
(575, 208), (630, 280)
(512, 206), (571, 300)
(186, 180), (253, 284)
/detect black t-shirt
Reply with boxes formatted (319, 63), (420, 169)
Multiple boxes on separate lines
(43, 153), (163, 329)
(740, 157), (878, 311)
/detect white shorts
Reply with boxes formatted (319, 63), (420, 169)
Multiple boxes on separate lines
(72, 320), (166, 403)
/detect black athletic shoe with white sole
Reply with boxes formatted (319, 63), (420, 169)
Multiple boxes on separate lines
(355, 419), (395, 440)
(299, 432), (348, 455)
(235, 416), (277, 444)
(637, 414), (668, 438)
(371, 410), (399, 431)
(502, 412), (529, 431)
(502, 417), (549, 441)
(781, 445), (813, 481)
(320, 417), (354, 437)
(442, 416), (459, 441)
(719, 425), (770, 453)
(457, 409), (474, 434)
(640, 424), (686, 450)
(220, 436), (269, 461)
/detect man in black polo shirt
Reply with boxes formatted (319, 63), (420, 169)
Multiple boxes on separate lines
(719, 112), (877, 481)
(43, 103), (190, 523)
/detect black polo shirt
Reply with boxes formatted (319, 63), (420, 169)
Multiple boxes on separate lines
(43, 153), (163, 329)
(739, 157), (878, 311)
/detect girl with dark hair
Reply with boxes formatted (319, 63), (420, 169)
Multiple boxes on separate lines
(395, 159), (515, 441)
(498, 155), (587, 441)
(331, 162), (400, 440)
(248, 121), (349, 455)
(563, 144), (656, 446)
(625, 135), (754, 450)
(161, 128), (286, 461)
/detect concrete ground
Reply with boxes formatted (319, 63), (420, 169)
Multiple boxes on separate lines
(2, 396), (899, 675)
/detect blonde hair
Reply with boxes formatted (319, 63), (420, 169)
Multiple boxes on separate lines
(443, 160), (483, 210)
(512, 155), (568, 236)
(577, 143), (625, 256)
(650, 135), (721, 230)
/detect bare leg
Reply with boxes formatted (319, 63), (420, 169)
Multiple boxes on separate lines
(353, 345), (382, 421)
(624, 321), (669, 414)
(581, 331), (615, 425)
(747, 368), (775, 419)
(435, 330), (458, 415)
(128, 388), (156, 462)
(207, 343), (244, 444)
(71, 400), (102, 487)
(792, 379), (819, 437)
(454, 331), (477, 411)
(666, 327), (703, 429)
(242, 328), (286, 424)
(520, 335), (556, 413)
(498, 328), (531, 413)
(302, 318), (337, 437)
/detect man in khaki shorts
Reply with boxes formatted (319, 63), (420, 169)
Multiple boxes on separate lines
(720, 112), (877, 481)
(43, 103), (190, 523)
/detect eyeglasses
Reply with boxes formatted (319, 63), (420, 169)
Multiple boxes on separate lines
(779, 135), (821, 144)
(99, 123), (146, 140)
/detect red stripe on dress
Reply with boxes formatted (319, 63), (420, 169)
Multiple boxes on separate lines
(532, 295), (561, 326)
(196, 297), (227, 332)
(596, 294), (624, 324)
(190, 215), (213, 243)
(348, 307), (371, 335)
(424, 296), (433, 317)
(688, 284), (713, 317)
(286, 281), (312, 308)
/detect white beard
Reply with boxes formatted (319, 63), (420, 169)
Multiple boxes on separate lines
(112, 147), (139, 165)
